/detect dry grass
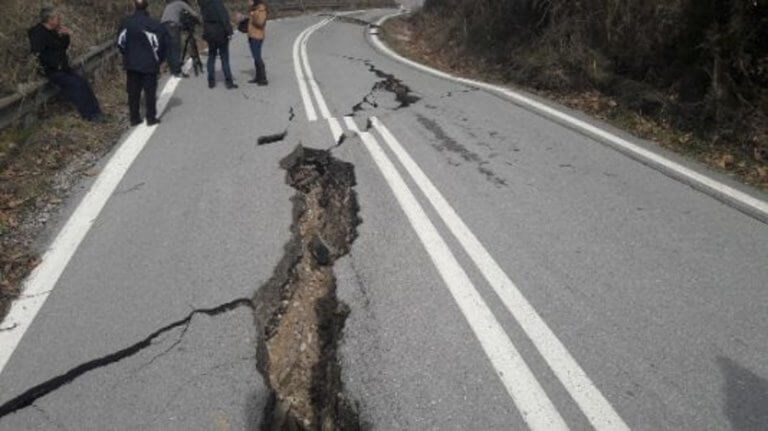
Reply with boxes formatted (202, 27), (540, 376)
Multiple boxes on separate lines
(0, 58), (130, 319)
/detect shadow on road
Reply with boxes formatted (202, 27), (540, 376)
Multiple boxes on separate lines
(718, 356), (768, 431)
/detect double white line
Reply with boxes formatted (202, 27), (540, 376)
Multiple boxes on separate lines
(293, 16), (343, 142)
(294, 17), (630, 430)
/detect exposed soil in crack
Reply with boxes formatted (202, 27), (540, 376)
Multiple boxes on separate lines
(253, 145), (362, 430)
(0, 298), (254, 418)
(348, 61), (420, 115)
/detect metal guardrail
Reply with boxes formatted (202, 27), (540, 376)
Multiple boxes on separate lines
(0, 0), (395, 132)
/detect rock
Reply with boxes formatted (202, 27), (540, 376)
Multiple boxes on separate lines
(310, 236), (331, 266)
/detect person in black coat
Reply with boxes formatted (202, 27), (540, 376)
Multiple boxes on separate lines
(28, 7), (103, 122)
(200, 0), (238, 89)
(117, 0), (169, 126)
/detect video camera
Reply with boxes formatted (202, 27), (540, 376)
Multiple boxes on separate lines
(180, 9), (200, 33)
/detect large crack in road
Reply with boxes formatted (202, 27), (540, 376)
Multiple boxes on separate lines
(0, 142), (364, 430)
(254, 145), (362, 430)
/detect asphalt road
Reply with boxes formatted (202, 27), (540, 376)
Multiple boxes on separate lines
(1, 9), (767, 431)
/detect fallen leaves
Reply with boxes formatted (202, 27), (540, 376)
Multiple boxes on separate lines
(755, 146), (767, 162)
(756, 166), (768, 183)
(712, 153), (736, 170)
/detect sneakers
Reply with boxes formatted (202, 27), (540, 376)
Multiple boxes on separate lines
(208, 80), (216, 89)
(130, 117), (143, 127)
(147, 118), (161, 126)
(257, 80), (268, 87)
(225, 81), (239, 90)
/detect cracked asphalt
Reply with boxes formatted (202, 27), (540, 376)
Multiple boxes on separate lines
(1, 8), (768, 430)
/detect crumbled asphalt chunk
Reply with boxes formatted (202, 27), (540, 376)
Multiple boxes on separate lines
(253, 145), (362, 430)
(310, 236), (331, 266)
(258, 131), (289, 146)
(0, 298), (254, 418)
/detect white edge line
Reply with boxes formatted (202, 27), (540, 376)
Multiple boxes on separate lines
(371, 116), (629, 431)
(369, 13), (768, 224)
(344, 116), (568, 431)
(0, 69), (186, 375)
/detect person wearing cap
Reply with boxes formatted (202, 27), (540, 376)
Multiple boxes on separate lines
(117, 0), (168, 126)
(161, 0), (199, 77)
(28, 6), (104, 122)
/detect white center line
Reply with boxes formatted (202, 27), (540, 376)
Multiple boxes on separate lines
(345, 116), (569, 431)
(371, 117), (630, 431)
(300, 19), (334, 120)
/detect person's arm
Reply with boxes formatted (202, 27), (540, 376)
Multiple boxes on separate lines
(254, 6), (267, 29)
(116, 19), (128, 54)
(157, 25), (169, 64)
(58, 32), (71, 50)
(181, 2), (200, 20)
(28, 27), (45, 54)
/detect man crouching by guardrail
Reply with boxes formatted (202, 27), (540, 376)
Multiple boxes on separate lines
(118, 0), (168, 127)
(28, 6), (105, 123)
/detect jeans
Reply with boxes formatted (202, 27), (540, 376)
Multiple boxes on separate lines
(164, 22), (182, 75)
(206, 39), (233, 84)
(126, 70), (158, 122)
(47, 71), (101, 120)
(248, 38), (266, 83)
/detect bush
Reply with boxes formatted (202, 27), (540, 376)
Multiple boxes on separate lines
(418, 0), (768, 129)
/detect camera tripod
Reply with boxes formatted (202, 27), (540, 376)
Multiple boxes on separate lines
(181, 30), (204, 76)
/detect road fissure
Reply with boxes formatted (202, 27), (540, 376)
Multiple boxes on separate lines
(253, 145), (362, 430)
(347, 61), (420, 116)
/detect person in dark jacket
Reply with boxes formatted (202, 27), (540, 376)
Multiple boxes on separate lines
(161, 0), (199, 77)
(28, 7), (103, 122)
(117, 0), (168, 126)
(200, 0), (238, 89)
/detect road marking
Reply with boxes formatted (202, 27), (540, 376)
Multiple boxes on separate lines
(300, 18), (334, 120)
(370, 13), (768, 224)
(344, 116), (568, 431)
(327, 117), (344, 143)
(371, 117), (630, 430)
(292, 20), (325, 121)
(0, 68), (188, 376)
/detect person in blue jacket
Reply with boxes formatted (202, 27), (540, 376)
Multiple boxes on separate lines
(117, 0), (169, 126)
